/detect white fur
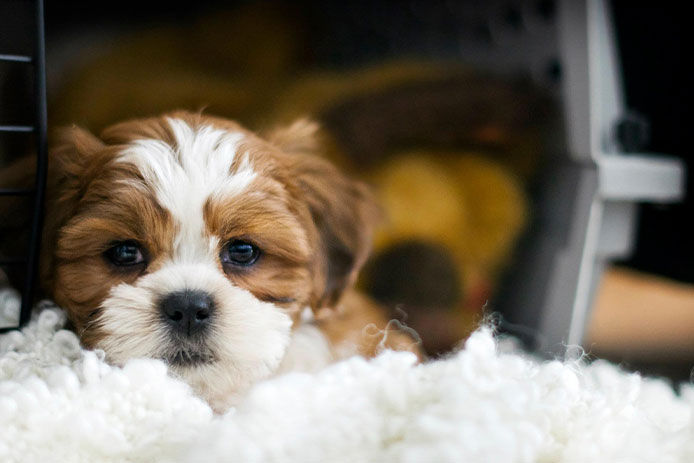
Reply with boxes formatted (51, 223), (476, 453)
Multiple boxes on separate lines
(97, 263), (292, 408)
(2, 301), (693, 463)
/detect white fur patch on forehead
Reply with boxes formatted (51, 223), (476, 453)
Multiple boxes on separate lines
(116, 118), (257, 262)
(118, 118), (256, 213)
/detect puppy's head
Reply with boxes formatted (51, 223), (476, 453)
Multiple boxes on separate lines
(43, 111), (377, 407)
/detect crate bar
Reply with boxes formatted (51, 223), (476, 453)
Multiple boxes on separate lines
(0, 125), (35, 132)
(0, 325), (22, 334)
(0, 188), (35, 195)
(19, 0), (48, 327)
(0, 54), (32, 63)
(0, 258), (27, 265)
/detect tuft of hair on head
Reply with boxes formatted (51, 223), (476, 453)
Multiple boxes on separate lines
(266, 118), (322, 155)
(50, 125), (106, 180)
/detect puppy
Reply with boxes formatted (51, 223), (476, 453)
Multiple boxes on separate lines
(38, 111), (418, 411)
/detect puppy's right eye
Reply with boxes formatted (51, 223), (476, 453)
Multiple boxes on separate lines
(104, 241), (146, 267)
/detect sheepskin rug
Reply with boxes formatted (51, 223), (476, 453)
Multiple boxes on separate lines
(1, 288), (693, 463)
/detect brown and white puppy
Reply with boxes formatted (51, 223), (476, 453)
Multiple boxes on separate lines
(39, 111), (417, 411)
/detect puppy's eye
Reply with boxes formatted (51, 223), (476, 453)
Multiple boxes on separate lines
(104, 241), (146, 267)
(221, 240), (260, 267)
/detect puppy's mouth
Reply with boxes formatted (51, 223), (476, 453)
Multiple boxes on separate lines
(165, 348), (216, 367)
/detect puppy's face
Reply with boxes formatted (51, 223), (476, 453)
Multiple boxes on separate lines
(43, 112), (376, 407)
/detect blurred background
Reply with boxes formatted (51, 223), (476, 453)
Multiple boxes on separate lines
(1, 1), (691, 382)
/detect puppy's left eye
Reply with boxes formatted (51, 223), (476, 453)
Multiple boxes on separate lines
(221, 240), (260, 267)
(104, 241), (146, 267)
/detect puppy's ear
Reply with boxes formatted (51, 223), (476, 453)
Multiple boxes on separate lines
(270, 120), (380, 309)
(40, 126), (105, 289)
(45, 126), (105, 230)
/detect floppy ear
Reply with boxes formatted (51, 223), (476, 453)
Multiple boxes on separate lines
(269, 119), (381, 309)
(40, 126), (105, 290)
(268, 120), (380, 310)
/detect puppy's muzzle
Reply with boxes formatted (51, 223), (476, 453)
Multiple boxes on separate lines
(160, 290), (214, 337)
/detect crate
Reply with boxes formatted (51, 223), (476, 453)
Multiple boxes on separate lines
(0, 0), (48, 332)
(487, 0), (683, 354)
(0, 0), (685, 357)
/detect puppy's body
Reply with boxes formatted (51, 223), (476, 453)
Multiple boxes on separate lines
(35, 111), (416, 410)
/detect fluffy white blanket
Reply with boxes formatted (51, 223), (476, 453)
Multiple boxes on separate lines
(1, 290), (693, 463)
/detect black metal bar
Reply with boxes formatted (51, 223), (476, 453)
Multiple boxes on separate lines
(0, 54), (32, 63)
(0, 125), (35, 132)
(0, 188), (35, 196)
(0, 326), (22, 334)
(0, 258), (27, 265)
(19, 0), (48, 327)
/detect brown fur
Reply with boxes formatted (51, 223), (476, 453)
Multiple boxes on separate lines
(266, 122), (381, 310)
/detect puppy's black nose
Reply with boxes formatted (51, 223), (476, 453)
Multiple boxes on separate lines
(160, 290), (214, 336)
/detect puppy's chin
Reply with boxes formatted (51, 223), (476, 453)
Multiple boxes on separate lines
(92, 263), (293, 409)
